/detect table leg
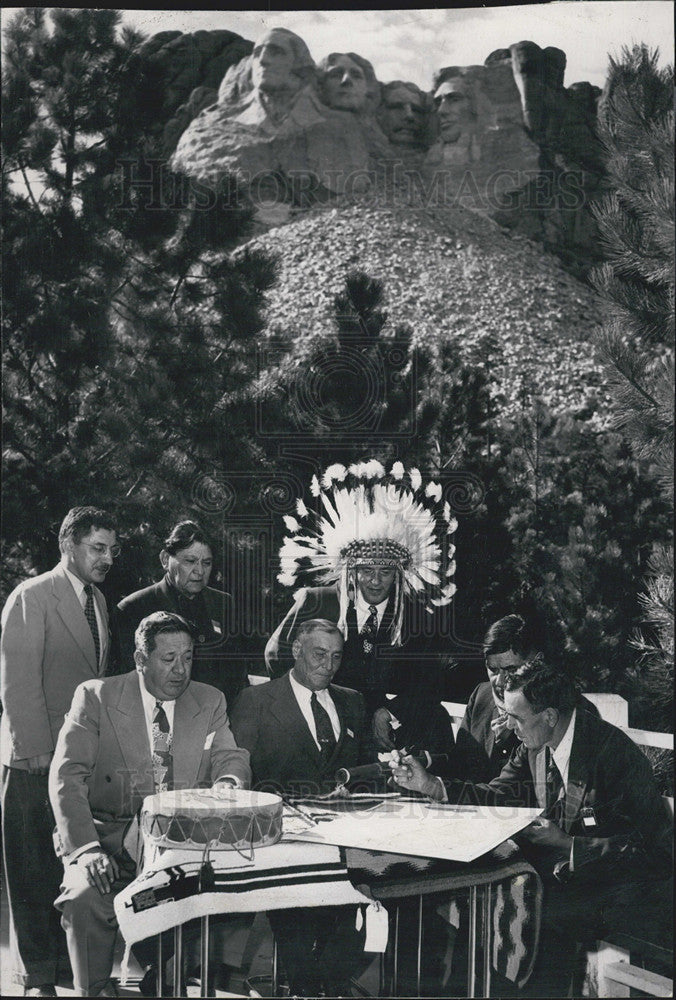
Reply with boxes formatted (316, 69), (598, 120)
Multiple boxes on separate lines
(481, 885), (492, 998)
(416, 894), (423, 997)
(272, 935), (279, 996)
(172, 924), (183, 998)
(157, 934), (164, 997)
(392, 905), (400, 996)
(200, 915), (210, 999)
(468, 885), (478, 998)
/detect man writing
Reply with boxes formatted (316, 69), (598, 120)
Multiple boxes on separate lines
(392, 656), (672, 995)
(1, 505), (117, 997)
(49, 611), (251, 997)
(231, 619), (371, 996)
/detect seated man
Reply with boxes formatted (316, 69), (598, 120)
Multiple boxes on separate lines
(392, 655), (673, 996)
(48, 611), (251, 998)
(230, 619), (372, 996)
(457, 614), (599, 781)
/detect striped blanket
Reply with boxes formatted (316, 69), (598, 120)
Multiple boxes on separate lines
(114, 840), (372, 945)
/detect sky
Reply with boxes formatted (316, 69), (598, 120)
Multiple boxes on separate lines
(107, 3), (674, 91)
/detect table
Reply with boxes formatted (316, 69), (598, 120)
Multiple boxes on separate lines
(115, 803), (542, 997)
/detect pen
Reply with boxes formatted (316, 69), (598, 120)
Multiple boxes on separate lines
(282, 799), (320, 827)
(424, 804), (478, 813)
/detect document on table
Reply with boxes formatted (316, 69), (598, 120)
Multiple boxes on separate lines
(286, 800), (542, 863)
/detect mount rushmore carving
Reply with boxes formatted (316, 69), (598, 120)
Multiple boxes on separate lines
(139, 24), (602, 265)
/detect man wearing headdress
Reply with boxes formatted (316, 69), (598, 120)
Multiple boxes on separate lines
(265, 461), (459, 755)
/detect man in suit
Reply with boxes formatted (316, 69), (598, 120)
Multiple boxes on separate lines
(49, 611), (252, 998)
(117, 520), (248, 706)
(392, 656), (673, 996)
(265, 576), (454, 755)
(1, 505), (117, 997)
(231, 619), (372, 995)
(457, 615), (600, 782)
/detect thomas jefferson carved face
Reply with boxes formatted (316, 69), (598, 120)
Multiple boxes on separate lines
(320, 54), (369, 110)
(434, 79), (474, 143)
(251, 29), (298, 94)
(379, 84), (427, 147)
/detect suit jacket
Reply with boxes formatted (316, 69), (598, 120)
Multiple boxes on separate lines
(452, 707), (672, 884)
(116, 577), (249, 705)
(457, 683), (603, 783)
(229, 673), (369, 796)
(1, 564), (109, 767)
(265, 585), (446, 716)
(48, 670), (251, 857)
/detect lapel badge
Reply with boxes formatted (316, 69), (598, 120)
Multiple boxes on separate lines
(581, 806), (597, 827)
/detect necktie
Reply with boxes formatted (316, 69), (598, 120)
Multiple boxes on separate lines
(152, 701), (174, 792)
(311, 692), (337, 758)
(361, 604), (378, 655)
(83, 584), (101, 667)
(545, 748), (564, 823)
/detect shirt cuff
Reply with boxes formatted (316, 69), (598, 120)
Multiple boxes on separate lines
(214, 774), (244, 788)
(434, 776), (448, 803)
(67, 841), (101, 864)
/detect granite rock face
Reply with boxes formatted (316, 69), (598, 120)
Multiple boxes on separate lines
(135, 26), (606, 271)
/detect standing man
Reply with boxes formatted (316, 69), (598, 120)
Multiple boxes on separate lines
(1, 506), (118, 997)
(117, 520), (248, 706)
(265, 461), (458, 753)
(231, 619), (371, 995)
(49, 611), (251, 998)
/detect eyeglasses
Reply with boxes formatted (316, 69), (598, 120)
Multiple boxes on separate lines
(82, 542), (121, 558)
(485, 661), (522, 674)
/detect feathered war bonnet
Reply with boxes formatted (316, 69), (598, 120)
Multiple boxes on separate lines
(277, 460), (458, 646)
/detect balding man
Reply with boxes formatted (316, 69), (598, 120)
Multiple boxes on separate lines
(230, 619), (371, 996)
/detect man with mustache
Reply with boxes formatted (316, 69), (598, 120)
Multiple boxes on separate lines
(1, 506), (118, 996)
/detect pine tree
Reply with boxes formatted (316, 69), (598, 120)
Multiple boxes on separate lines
(589, 44), (674, 727)
(2, 8), (279, 595)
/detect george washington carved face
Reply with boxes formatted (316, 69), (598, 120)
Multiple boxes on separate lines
(251, 28), (313, 95)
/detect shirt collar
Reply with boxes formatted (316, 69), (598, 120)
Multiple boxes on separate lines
(289, 669), (332, 707)
(354, 591), (390, 617)
(551, 707), (576, 781)
(62, 564), (88, 602)
(138, 672), (176, 724)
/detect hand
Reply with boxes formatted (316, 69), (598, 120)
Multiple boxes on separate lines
(372, 708), (396, 750)
(26, 752), (53, 775)
(212, 778), (239, 796)
(78, 848), (120, 895)
(390, 755), (444, 801)
(490, 712), (511, 743)
(520, 817), (573, 853)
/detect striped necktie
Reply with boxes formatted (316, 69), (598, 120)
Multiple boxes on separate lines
(545, 748), (564, 823)
(83, 584), (100, 667)
(152, 701), (174, 792)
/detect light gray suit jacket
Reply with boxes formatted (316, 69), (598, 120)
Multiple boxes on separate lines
(49, 670), (252, 857)
(0, 563), (109, 767)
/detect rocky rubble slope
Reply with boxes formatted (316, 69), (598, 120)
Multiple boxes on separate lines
(234, 200), (610, 420)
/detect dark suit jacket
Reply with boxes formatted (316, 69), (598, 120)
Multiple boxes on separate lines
(229, 673), (370, 796)
(49, 671), (251, 857)
(265, 585), (447, 717)
(457, 683), (603, 783)
(451, 707), (672, 885)
(116, 577), (248, 705)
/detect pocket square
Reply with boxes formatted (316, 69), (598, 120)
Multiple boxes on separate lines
(204, 731), (215, 749)
(346, 727), (354, 739)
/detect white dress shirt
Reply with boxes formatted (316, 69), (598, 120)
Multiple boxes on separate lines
(63, 565), (106, 667)
(550, 707), (576, 788)
(139, 673), (175, 749)
(354, 592), (389, 632)
(289, 670), (341, 749)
